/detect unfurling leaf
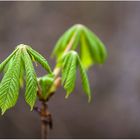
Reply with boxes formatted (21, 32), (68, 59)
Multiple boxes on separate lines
(0, 50), (21, 114)
(52, 24), (107, 69)
(0, 48), (19, 73)
(27, 47), (52, 73)
(38, 73), (55, 100)
(62, 51), (77, 98)
(52, 25), (77, 59)
(61, 51), (91, 101)
(22, 48), (37, 110)
(78, 57), (91, 102)
(0, 44), (53, 114)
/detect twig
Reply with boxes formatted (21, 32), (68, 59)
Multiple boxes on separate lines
(35, 32), (76, 139)
(34, 102), (53, 139)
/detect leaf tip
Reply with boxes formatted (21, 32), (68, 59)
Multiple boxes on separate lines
(1, 109), (6, 115)
(30, 106), (34, 111)
(88, 95), (92, 103)
(65, 93), (70, 99)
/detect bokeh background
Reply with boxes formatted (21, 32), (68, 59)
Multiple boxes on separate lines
(0, 1), (140, 139)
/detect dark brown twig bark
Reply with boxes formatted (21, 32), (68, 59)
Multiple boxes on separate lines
(34, 101), (53, 139)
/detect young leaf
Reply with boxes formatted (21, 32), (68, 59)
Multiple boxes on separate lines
(0, 50), (21, 114)
(61, 50), (91, 101)
(52, 24), (107, 69)
(77, 57), (91, 102)
(22, 48), (37, 110)
(80, 33), (94, 69)
(0, 44), (53, 113)
(52, 25), (77, 59)
(38, 73), (55, 100)
(27, 47), (52, 73)
(83, 31), (101, 66)
(61, 53), (73, 84)
(83, 27), (107, 64)
(71, 27), (81, 50)
(62, 51), (77, 98)
(0, 48), (19, 73)
(19, 58), (25, 88)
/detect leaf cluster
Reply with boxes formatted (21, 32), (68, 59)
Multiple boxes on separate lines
(0, 24), (107, 114)
(0, 44), (52, 114)
(52, 24), (107, 69)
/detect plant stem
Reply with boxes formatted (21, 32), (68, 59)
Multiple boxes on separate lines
(40, 102), (48, 139)
(41, 121), (47, 139)
(34, 101), (52, 139)
(35, 31), (77, 139)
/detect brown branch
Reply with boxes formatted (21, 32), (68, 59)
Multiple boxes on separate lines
(40, 102), (48, 139)
(34, 102), (53, 139)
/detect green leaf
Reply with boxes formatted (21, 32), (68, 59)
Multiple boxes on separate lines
(38, 73), (55, 100)
(83, 27), (107, 64)
(22, 48), (37, 110)
(80, 33), (94, 69)
(62, 51), (77, 98)
(0, 50), (21, 114)
(61, 50), (91, 101)
(0, 44), (54, 113)
(52, 25), (77, 59)
(0, 48), (19, 73)
(52, 24), (107, 69)
(19, 58), (25, 88)
(77, 57), (91, 102)
(27, 47), (52, 73)
(71, 27), (81, 50)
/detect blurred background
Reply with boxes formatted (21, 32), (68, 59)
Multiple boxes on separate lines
(0, 1), (140, 139)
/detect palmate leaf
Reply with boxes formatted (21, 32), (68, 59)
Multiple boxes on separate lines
(52, 24), (107, 69)
(0, 49), (21, 114)
(27, 47), (52, 73)
(22, 48), (38, 110)
(0, 44), (53, 114)
(61, 51), (91, 101)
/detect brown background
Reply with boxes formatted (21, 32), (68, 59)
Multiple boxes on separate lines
(0, 1), (140, 139)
